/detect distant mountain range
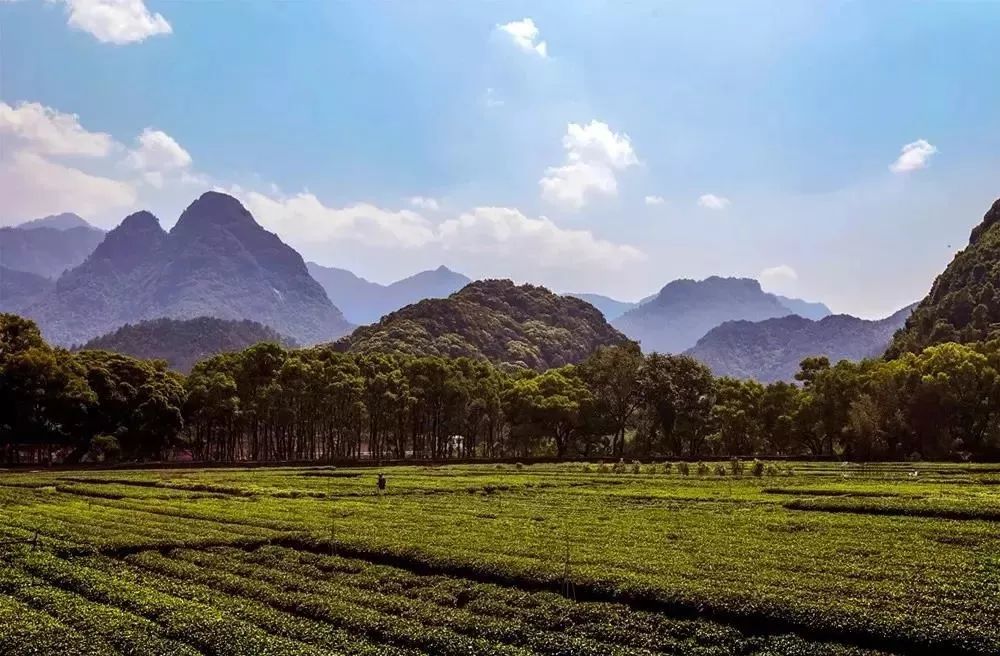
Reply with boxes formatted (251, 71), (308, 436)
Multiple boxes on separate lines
(80, 316), (296, 373)
(308, 262), (471, 324)
(335, 279), (631, 369)
(611, 276), (832, 353)
(1, 213), (106, 279)
(686, 304), (915, 382)
(20, 192), (352, 346)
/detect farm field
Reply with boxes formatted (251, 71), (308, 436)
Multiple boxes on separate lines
(0, 462), (997, 655)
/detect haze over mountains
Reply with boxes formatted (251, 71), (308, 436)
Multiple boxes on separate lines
(308, 262), (471, 324)
(17, 192), (351, 346)
(0, 213), (106, 279)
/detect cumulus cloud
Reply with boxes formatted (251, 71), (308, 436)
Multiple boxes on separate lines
(0, 151), (136, 220)
(61, 0), (172, 44)
(0, 101), (115, 156)
(644, 195), (665, 206)
(759, 265), (798, 294)
(409, 196), (440, 211)
(889, 139), (937, 173)
(234, 189), (437, 249)
(698, 193), (730, 210)
(496, 18), (547, 57)
(540, 120), (639, 210)
(229, 187), (645, 278)
(438, 207), (645, 269)
(128, 128), (192, 172)
(0, 101), (139, 222)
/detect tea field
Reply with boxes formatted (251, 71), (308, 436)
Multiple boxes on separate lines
(0, 461), (998, 655)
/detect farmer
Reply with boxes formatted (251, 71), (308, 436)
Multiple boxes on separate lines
(377, 472), (386, 494)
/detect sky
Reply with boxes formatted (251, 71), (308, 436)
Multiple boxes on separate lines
(2, 0), (1000, 318)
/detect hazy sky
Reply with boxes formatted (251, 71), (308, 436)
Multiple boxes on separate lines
(2, 0), (1000, 317)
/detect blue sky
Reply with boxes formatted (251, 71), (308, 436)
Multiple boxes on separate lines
(2, 0), (1000, 317)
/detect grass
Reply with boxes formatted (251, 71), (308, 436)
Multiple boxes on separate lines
(0, 461), (996, 654)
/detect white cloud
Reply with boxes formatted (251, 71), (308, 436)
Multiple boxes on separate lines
(889, 139), (937, 173)
(496, 18), (547, 57)
(439, 207), (645, 268)
(759, 264), (798, 295)
(0, 101), (115, 157)
(540, 120), (639, 210)
(229, 186), (644, 277)
(644, 195), (665, 206)
(409, 196), (440, 211)
(234, 189), (437, 249)
(127, 128), (192, 172)
(698, 193), (730, 210)
(0, 151), (136, 221)
(61, 0), (172, 45)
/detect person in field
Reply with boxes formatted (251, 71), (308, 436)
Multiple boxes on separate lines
(377, 472), (386, 494)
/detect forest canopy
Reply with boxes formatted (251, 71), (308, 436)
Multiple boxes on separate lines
(4, 312), (1000, 464)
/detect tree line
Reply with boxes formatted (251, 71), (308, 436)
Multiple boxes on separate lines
(3, 312), (1000, 463)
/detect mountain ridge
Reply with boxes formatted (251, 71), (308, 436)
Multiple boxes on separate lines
(21, 192), (352, 346)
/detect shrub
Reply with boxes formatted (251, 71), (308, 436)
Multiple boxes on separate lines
(751, 460), (765, 477)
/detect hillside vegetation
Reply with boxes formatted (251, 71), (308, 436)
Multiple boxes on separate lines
(688, 305), (913, 382)
(888, 198), (1000, 356)
(79, 316), (296, 373)
(336, 279), (631, 369)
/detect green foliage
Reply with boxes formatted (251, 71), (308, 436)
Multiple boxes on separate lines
(888, 199), (1000, 356)
(79, 316), (297, 373)
(337, 279), (632, 370)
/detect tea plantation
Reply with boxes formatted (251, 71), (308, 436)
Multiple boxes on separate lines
(0, 462), (997, 655)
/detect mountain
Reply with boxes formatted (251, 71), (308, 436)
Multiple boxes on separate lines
(307, 262), (472, 324)
(79, 316), (296, 373)
(687, 304), (915, 382)
(22, 192), (352, 346)
(16, 212), (94, 231)
(564, 293), (638, 321)
(0, 267), (54, 313)
(887, 198), (1000, 357)
(0, 223), (106, 279)
(335, 279), (631, 369)
(774, 295), (832, 320)
(612, 276), (795, 353)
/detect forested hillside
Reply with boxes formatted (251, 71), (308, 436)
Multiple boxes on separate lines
(336, 279), (631, 369)
(687, 305), (914, 382)
(79, 316), (296, 373)
(21, 192), (352, 346)
(888, 198), (1000, 356)
(0, 267), (53, 313)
